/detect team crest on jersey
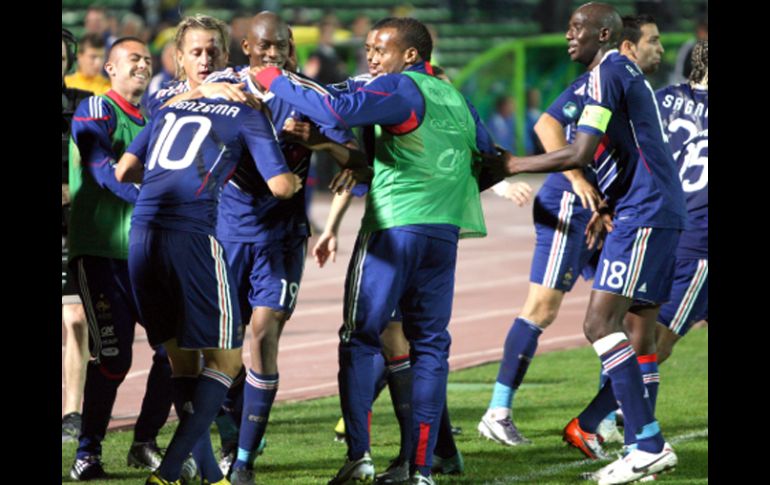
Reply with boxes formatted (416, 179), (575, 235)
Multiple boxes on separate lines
(562, 102), (579, 120)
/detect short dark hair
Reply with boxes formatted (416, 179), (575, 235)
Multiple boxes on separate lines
(79, 32), (106, 52)
(619, 14), (656, 46)
(371, 17), (432, 62)
(110, 36), (146, 52)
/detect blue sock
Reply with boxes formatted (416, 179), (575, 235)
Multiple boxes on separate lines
(133, 347), (173, 443)
(625, 354), (660, 447)
(191, 425), (223, 483)
(233, 370), (278, 471)
(598, 370), (617, 424)
(157, 369), (233, 481)
(577, 374), (618, 433)
(489, 317), (542, 410)
(593, 334), (664, 454)
(216, 365), (246, 448)
(386, 355), (412, 463)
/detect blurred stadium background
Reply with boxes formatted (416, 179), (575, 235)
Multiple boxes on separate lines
(63, 0), (707, 161)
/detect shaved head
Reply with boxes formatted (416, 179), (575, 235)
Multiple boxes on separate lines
(566, 2), (622, 68)
(576, 2), (623, 47)
(249, 11), (289, 42)
(243, 10), (291, 68)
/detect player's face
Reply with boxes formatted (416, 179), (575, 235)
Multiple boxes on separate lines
(178, 28), (228, 88)
(566, 10), (601, 66)
(107, 41), (152, 95)
(369, 28), (412, 75)
(635, 23), (664, 74)
(62, 40), (68, 81)
(78, 46), (106, 78)
(243, 23), (290, 69)
(364, 29), (381, 76)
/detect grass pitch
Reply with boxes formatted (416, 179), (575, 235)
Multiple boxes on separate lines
(62, 327), (707, 483)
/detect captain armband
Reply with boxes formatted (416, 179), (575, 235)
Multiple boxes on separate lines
(577, 105), (612, 133)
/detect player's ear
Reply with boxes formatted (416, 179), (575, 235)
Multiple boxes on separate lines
(241, 38), (250, 57)
(404, 46), (419, 65)
(104, 60), (116, 77)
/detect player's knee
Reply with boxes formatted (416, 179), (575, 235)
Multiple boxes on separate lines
(203, 348), (244, 379)
(63, 304), (87, 329)
(97, 351), (132, 380)
(520, 303), (558, 328)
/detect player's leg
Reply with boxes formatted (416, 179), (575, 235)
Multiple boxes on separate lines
(583, 226), (679, 482)
(656, 258), (708, 364)
(329, 231), (405, 484)
(134, 230), (243, 483)
(482, 189), (593, 446)
(431, 401), (465, 475)
(232, 237), (306, 481)
(379, 320), (413, 475)
(62, 300), (87, 443)
(127, 343), (174, 472)
(401, 232), (457, 481)
(70, 256), (138, 481)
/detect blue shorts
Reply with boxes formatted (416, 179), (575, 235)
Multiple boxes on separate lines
(530, 187), (597, 291)
(128, 226), (243, 350)
(341, 228), (457, 346)
(593, 225), (680, 304)
(657, 257), (708, 336)
(222, 236), (307, 320)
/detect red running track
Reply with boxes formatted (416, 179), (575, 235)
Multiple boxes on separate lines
(61, 175), (594, 429)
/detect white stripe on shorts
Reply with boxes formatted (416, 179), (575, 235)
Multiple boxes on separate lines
(622, 227), (652, 298)
(670, 259), (708, 334)
(542, 191), (575, 288)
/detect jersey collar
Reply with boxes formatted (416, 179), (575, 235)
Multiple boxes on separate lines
(105, 89), (144, 119)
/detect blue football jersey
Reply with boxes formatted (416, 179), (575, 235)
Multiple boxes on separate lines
(542, 72), (597, 193)
(656, 83), (707, 257)
(577, 50), (686, 229)
(655, 83), (708, 160)
(215, 67), (354, 243)
(127, 98), (290, 234)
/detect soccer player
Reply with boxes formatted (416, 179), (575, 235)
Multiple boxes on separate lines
(477, 53), (603, 450)
(488, 3), (685, 483)
(67, 36), (176, 481)
(654, 41), (708, 361)
(115, 80), (300, 485)
(618, 14), (664, 77)
(62, 27), (92, 444)
(207, 13), (369, 485)
(252, 17), (500, 485)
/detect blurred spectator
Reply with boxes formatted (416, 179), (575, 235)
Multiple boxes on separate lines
(119, 12), (151, 44)
(671, 15), (708, 84)
(304, 15), (346, 83)
(487, 95), (517, 152)
(65, 33), (110, 96)
(533, 0), (572, 33)
(228, 12), (252, 67)
(349, 14), (372, 74)
(142, 40), (176, 109)
(526, 87), (543, 154)
(84, 6), (116, 49)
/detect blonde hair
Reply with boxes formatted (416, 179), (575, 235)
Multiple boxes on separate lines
(173, 14), (230, 80)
